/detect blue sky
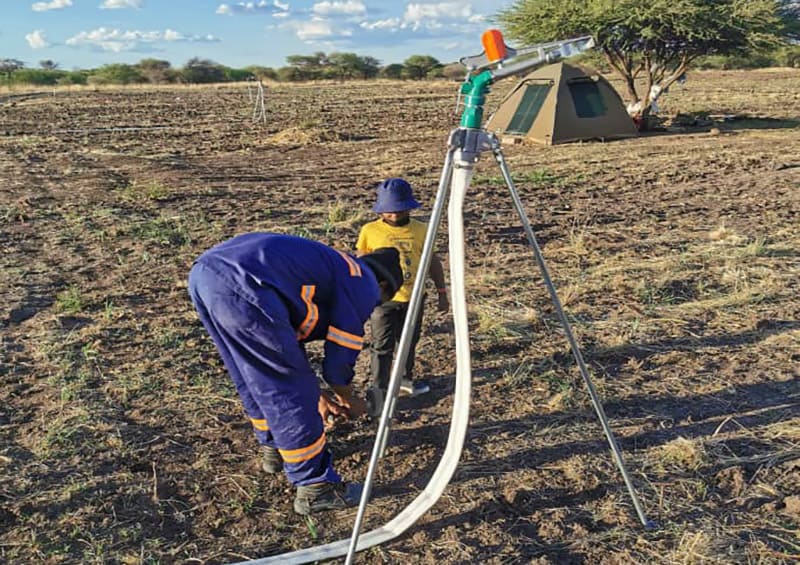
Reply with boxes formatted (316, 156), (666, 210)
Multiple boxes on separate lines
(1, 0), (517, 70)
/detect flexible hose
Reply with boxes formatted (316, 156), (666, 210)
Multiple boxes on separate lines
(230, 151), (474, 565)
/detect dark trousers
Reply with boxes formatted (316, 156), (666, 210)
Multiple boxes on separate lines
(369, 300), (423, 390)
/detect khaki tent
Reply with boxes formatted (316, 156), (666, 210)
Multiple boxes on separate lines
(486, 62), (637, 145)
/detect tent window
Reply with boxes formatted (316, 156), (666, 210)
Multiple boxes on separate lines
(568, 79), (607, 118)
(506, 83), (551, 134)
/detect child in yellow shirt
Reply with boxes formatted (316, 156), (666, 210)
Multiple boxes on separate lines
(356, 178), (448, 407)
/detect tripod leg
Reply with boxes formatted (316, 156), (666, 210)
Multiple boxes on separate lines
(491, 139), (654, 529)
(345, 134), (459, 565)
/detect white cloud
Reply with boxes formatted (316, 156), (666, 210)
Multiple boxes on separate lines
(31, 0), (72, 12)
(65, 27), (220, 52)
(357, 2), (485, 36)
(25, 30), (50, 49)
(404, 2), (474, 24)
(215, 1), (288, 14)
(359, 18), (401, 31)
(100, 0), (144, 9)
(281, 19), (352, 41)
(312, 1), (365, 17)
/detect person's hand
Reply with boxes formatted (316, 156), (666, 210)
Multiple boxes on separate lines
(318, 390), (347, 425)
(339, 395), (367, 419)
(437, 291), (449, 313)
(330, 384), (367, 419)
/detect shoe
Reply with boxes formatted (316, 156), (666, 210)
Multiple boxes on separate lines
(293, 482), (363, 515)
(365, 386), (385, 418)
(399, 378), (430, 396)
(261, 446), (282, 474)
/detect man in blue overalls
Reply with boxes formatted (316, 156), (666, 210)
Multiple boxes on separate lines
(188, 233), (402, 515)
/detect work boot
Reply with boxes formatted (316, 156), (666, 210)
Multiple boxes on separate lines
(261, 446), (282, 474)
(400, 378), (430, 397)
(293, 482), (363, 515)
(365, 386), (385, 418)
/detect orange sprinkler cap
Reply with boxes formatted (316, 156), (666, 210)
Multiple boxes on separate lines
(481, 29), (507, 63)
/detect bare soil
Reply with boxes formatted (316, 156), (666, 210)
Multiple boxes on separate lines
(1, 71), (799, 564)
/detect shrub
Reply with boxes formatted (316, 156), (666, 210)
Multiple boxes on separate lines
(88, 64), (146, 85)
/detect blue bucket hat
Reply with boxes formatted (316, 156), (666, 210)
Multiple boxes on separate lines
(372, 178), (421, 213)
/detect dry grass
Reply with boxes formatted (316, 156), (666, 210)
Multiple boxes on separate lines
(2, 70), (800, 563)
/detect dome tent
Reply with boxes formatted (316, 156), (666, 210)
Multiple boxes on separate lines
(486, 62), (638, 145)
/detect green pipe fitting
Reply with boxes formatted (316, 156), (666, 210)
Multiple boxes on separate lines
(459, 70), (494, 129)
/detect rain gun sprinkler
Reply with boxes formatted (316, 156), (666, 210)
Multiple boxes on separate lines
(231, 29), (654, 565)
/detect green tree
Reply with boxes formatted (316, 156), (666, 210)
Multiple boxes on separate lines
(9, 69), (64, 85)
(379, 63), (404, 79)
(276, 66), (310, 82)
(39, 59), (59, 70)
(497, 0), (800, 123)
(286, 52), (328, 80)
(57, 71), (88, 86)
(0, 58), (24, 81)
(224, 67), (255, 81)
(88, 64), (145, 85)
(243, 65), (278, 81)
(181, 57), (226, 83)
(326, 52), (380, 79)
(402, 55), (441, 79)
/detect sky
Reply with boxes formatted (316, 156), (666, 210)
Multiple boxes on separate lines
(1, 0), (518, 71)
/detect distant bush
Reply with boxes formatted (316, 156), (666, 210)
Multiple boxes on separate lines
(379, 64), (404, 79)
(88, 64), (146, 85)
(779, 46), (800, 68)
(223, 67), (255, 82)
(57, 71), (89, 86)
(8, 69), (63, 85)
(402, 55), (442, 80)
(693, 45), (800, 70)
(276, 66), (314, 82)
(243, 66), (278, 81)
(181, 58), (226, 84)
(441, 63), (466, 81)
(135, 58), (178, 84)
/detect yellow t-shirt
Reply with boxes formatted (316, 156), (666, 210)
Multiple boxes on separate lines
(356, 218), (428, 303)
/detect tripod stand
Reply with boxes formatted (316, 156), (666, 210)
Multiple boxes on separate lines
(231, 31), (652, 565)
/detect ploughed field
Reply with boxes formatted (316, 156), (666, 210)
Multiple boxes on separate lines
(1, 70), (799, 563)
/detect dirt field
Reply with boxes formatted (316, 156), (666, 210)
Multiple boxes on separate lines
(1, 70), (799, 564)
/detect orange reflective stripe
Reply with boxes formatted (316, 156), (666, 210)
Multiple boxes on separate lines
(250, 418), (269, 431)
(337, 250), (362, 277)
(296, 285), (318, 340)
(279, 433), (327, 464)
(326, 326), (363, 350)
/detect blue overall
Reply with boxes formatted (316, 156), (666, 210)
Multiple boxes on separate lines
(187, 233), (381, 486)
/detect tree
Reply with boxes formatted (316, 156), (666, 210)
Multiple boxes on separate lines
(243, 65), (278, 81)
(136, 58), (174, 83)
(326, 52), (380, 79)
(497, 0), (800, 124)
(39, 59), (59, 70)
(224, 67), (255, 82)
(0, 58), (24, 80)
(88, 64), (145, 85)
(286, 52), (328, 80)
(441, 62), (468, 81)
(181, 57), (226, 83)
(379, 63), (404, 79)
(402, 55), (441, 79)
